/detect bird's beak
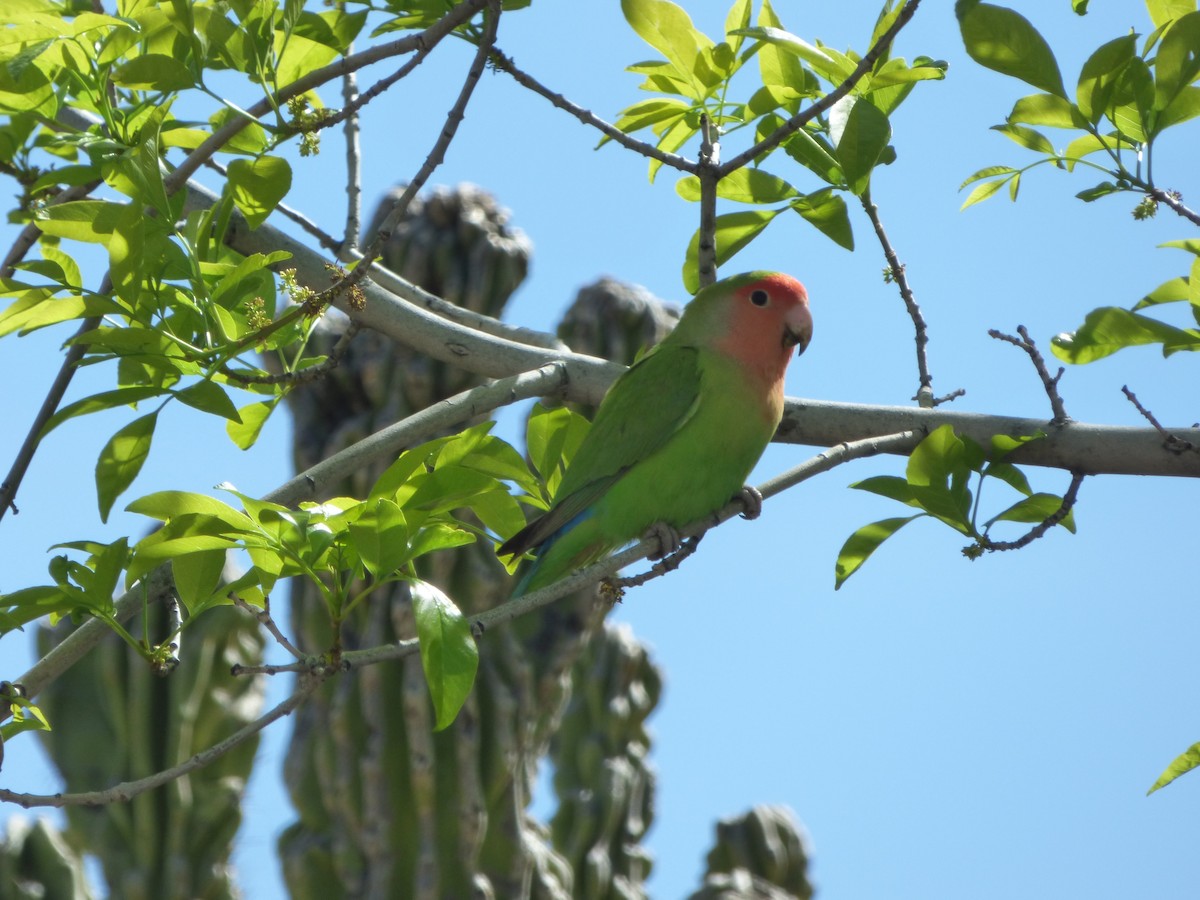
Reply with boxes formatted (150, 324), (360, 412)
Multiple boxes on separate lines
(782, 304), (812, 355)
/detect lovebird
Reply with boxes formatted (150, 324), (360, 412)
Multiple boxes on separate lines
(499, 271), (812, 596)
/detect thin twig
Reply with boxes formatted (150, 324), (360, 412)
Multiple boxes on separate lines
(231, 595), (306, 660)
(341, 52), (363, 252)
(297, 43), (436, 139)
(161, 0), (488, 196)
(975, 472), (1086, 553)
(0, 181), (103, 277)
(488, 46), (697, 174)
(1122, 385), (1195, 453)
(0, 674), (322, 808)
(861, 187), (935, 406)
(1146, 187), (1200, 228)
(696, 113), (720, 288)
(988, 326), (1070, 424)
(203, 158), (343, 252)
(348, 0), (503, 295)
(235, 430), (925, 672)
(221, 322), (362, 387)
(720, 0), (923, 174)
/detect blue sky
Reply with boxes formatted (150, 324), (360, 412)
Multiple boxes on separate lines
(3, 1), (1199, 898)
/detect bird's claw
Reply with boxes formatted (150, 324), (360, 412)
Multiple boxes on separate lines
(738, 486), (764, 520)
(643, 521), (681, 559)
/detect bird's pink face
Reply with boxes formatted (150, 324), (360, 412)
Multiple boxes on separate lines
(718, 274), (813, 375)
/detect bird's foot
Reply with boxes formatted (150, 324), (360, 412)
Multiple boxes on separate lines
(738, 485), (764, 520)
(643, 521), (681, 560)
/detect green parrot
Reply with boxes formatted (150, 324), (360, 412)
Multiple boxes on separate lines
(500, 271), (813, 596)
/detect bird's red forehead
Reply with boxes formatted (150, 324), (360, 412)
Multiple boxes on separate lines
(737, 273), (809, 304)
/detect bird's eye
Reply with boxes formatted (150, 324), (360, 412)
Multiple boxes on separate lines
(749, 289), (769, 307)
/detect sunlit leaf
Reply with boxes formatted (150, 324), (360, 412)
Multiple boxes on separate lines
(956, 1), (1067, 98)
(96, 412), (159, 522)
(835, 515), (921, 589)
(411, 579), (478, 731)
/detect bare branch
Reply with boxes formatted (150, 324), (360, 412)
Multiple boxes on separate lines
(862, 187), (935, 406)
(232, 595), (306, 661)
(1146, 187), (1200, 228)
(720, 0), (923, 174)
(696, 114), (720, 288)
(1, 181), (102, 278)
(488, 47), (696, 174)
(221, 322), (362, 387)
(161, 0), (489, 196)
(0, 674), (321, 809)
(351, 1), (503, 288)
(988, 326), (1070, 424)
(1122, 385), (1196, 454)
(342, 56), (363, 251)
(975, 472), (1086, 553)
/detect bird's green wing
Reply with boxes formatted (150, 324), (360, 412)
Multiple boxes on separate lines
(499, 343), (702, 557)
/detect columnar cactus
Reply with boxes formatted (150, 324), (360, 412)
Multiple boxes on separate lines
(688, 805), (815, 900)
(34, 595), (265, 900)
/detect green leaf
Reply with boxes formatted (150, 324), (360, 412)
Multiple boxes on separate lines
(777, 124), (843, 184)
(960, 175), (1010, 210)
(1051, 307), (1200, 362)
(682, 209), (783, 294)
(850, 474), (916, 504)
(990, 122), (1056, 154)
(829, 95), (892, 195)
(411, 579), (478, 731)
(1145, 0), (1196, 28)
(0, 291), (89, 338)
(274, 32), (338, 90)
(608, 97), (690, 140)
(1075, 181), (1122, 202)
(1072, 0), (1089, 13)
(0, 54), (55, 116)
(347, 498), (409, 578)
(41, 386), (167, 436)
(526, 403), (590, 501)
(956, 1), (1067, 98)
(1158, 85), (1200, 130)
(621, 0), (713, 96)
(791, 189), (854, 250)
(835, 515), (921, 589)
(985, 492), (1076, 532)
(1147, 741), (1200, 794)
(226, 156), (292, 229)
(676, 167), (801, 204)
(1133, 276), (1189, 309)
(907, 424), (962, 488)
(733, 24), (854, 83)
(1154, 11), (1200, 110)
(111, 53), (194, 91)
(227, 400), (276, 450)
(96, 412), (158, 522)
(982, 460), (1033, 496)
(35, 200), (128, 243)
(175, 380), (242, 421)
(1076, 34), (1136, 123)
(1007, 93), (1085, 127)
(172, 549), (227, 615)
(127, 490), (251, 528)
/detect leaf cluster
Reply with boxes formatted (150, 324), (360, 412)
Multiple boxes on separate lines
(612, 0), (946, 290)
(835, 424), (1075, 588)
(955, 1), (1200, 362)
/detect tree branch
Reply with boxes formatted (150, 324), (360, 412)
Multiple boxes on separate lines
(354, 0), (502, 281)
(861, 187), (936, 406)
(988, 325), (1070, 424)
(161, 0), (489, 195)
(0, 673), (321, 808)
(719, 0), (923, 174)
(488, 47), (697, 174)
